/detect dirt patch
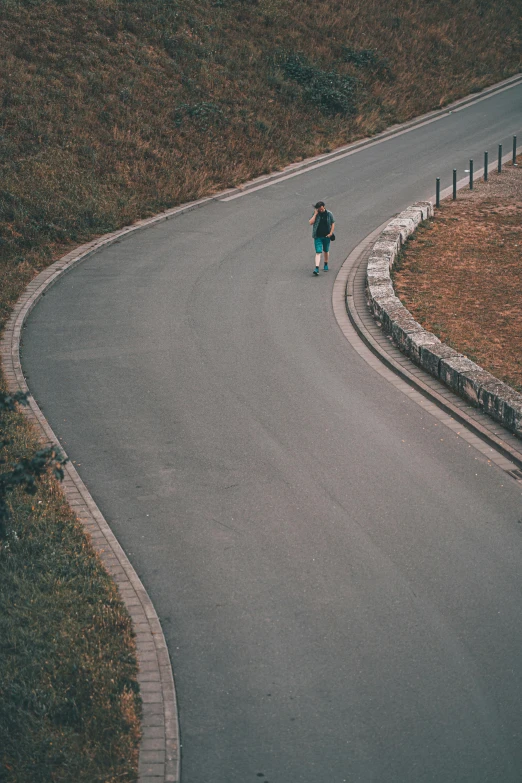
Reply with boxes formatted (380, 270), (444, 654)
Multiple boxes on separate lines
(393, 158), (522, 393)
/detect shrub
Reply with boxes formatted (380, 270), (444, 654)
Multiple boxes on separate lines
(278, 53), (358, 116)
(0, 392), (67, 539)
(341, 46), (393, 78)
(173, 101), (227, 130)
(342, 46), (380, 68)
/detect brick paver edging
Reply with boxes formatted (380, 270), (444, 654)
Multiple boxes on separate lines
(365, 203), (522, 439)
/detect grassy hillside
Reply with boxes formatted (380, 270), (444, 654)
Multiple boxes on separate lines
(1, 0), (521, 327)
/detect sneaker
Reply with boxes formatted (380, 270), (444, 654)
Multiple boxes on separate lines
(323, 263), (329, 272)
(313, 267), (319, 276)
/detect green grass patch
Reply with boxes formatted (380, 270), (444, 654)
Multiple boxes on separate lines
(0, 402), (141, 783)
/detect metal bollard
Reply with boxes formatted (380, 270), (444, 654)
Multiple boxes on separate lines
(498, 144), (502, 173)
(469, 159), (474, 190)
(453, 169), (457, 200)
(484, 151), (488, 181)
(514, 136), (518, 166)
(436, 177), (440, 207)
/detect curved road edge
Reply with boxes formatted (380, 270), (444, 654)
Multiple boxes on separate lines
(365, 196), (522, 439)
(220, 71), (522, 200)
(0, 242), (182, 782)
(334, 215), (522, 477)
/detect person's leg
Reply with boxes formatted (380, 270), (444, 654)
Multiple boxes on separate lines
(322, 237), (331, 270)
(313, 237), (322, 274)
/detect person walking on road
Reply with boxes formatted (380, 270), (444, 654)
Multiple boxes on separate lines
(309, 201), (335, 276)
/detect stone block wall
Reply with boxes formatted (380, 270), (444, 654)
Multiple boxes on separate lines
(365, 203), (522, 438)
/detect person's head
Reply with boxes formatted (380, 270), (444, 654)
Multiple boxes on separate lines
(314, 201), (326, 213)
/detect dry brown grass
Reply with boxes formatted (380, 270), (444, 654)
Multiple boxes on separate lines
(1, 0), (521, 330)
(393, 159), (522, 393)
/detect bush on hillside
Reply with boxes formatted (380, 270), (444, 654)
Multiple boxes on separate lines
(173, 101), (227, 131)
(278, 53), (359, 116)
(341, 45), (393, 78)
(0, 392), (67, 539)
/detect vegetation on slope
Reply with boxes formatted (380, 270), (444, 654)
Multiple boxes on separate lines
(0, 0), (521, 327)
(0, 397), (141, 783)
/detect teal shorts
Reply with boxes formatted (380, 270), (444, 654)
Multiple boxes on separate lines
(314, 236), (331, 253)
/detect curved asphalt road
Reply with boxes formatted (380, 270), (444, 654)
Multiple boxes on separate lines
(23, 83), (522, 782)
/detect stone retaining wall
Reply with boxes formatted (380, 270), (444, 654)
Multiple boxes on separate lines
(366, 202), (522, 439)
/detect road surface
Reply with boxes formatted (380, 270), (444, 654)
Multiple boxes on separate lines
(23, 81), (522, 782)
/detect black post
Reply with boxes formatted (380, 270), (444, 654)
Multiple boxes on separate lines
(513, 136), (517, 166)
(436, 177), (440, 208)
(469, 159), (474, 190)
(452, 169), (457, 200)
(498, 144), (502, 173)
(484, 151), (488, 181)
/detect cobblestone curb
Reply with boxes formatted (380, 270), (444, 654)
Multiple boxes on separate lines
(366, 203), (522, 439)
